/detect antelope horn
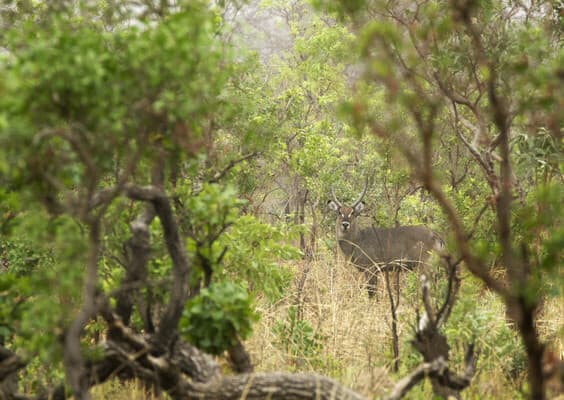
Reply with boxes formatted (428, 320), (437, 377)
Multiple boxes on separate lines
(330, 186), (342, 208)
(352, 177), (368, 208)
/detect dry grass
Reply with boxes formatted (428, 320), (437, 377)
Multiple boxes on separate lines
(91, 380), (166, 400)
(538, 295), (564, 357)
(246, 252), (564, 399)
(92, 252), (563, 399)
(248, 254), (398, 396)
(246, 255), (421, 397)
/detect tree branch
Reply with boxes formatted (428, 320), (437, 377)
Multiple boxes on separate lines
(384, 349), (476, 400)
(208, 152), (259, 184)
(62, 217), (102, 400)
(436, 258), (461, 327)
(0, 346), (27, 381)
(124, 185), (192, 346)
(115, 151), (163, 329)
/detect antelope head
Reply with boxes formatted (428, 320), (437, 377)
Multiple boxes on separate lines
(327, 180), (368, 236)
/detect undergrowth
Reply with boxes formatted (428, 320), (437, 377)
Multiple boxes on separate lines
(88, 251), (562, 399)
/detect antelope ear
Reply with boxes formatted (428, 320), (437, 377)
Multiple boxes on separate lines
(327, 200), (339, 212)
(354, 201), (365, 213)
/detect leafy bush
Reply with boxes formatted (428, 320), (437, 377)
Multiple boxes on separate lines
(273, 306), (325, 367)
(220, 215), (300, 301)
(444, 280), (527, 383)
(176, 183), (299, 300)
(0, 239), (51, 276)
(180, 281), (258, 355)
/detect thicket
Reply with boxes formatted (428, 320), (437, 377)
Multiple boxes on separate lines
(0, 0), (561, 399)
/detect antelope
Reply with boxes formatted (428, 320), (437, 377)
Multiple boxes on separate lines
(327, 182), (443, 298)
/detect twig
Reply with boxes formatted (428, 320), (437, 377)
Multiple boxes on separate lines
(385, 346), (477, 400)
(208, 152), (259, 184)
(384, 271), (400, 372)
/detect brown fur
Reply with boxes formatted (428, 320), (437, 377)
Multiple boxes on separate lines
(328, 199), (442, 297)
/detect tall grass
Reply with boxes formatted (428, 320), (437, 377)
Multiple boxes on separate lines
(247, 251), (563, 399)
(93, 251), (562, 399)
(91, 380), (166, 400)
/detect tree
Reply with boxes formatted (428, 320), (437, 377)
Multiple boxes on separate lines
(316, 0), (563, 398)
(0, 0), (560, 399)
(0, 1), (304, 398)
(0, 1), (367, 399)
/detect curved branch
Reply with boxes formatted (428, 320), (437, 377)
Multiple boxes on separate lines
(115, 153), (164, 329)
(124, 185), (192, 346)
(208, 152), (259, 184)
(385, 347), (477, 400)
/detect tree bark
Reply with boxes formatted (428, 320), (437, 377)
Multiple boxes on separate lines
(124, 185), (193, 347)
(178, 372), (366, 400)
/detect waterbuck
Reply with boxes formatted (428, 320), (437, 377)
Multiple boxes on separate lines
(327, 182), (443, 298)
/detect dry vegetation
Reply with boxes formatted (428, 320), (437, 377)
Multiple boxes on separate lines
(250, 253), (399, 397)
(246, 250), (564, 399)
(91, 247), (563, 399)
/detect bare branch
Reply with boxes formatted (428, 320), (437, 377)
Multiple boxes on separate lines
(51, 296), (369, 400)
(465, 200), (492, 241)
(227, 339), (253, 373)
(436, 259), (461, 327)
(114, 207), (154, 327)
(385, 350), (476, 400)
(384, 271), (400, 372)
(115, 151), (163, 328)
(62, 217), (102, 400)
(451, 102), (495, 181)
(208, 152), (259, 184)
(420, 274), (436, 327)
(180, 371), (367, 400)
(0, 347), (27, 381)
(124, 184), (192, 345)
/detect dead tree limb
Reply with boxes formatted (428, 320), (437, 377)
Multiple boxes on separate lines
(385, 346), (477, 400)
(124, 184), (193, 347)
(208, 152), (259, 184)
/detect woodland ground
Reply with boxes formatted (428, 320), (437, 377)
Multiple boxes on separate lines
(92, 249), (563, 400)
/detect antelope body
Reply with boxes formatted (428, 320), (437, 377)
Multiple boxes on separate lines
(328, 184), (442, 297)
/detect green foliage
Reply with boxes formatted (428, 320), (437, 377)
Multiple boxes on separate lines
(180, 281), (258, 355)
(0, 188), (21, 235)
(513, 130), (563, 184)
(0, 270), (65, 364)
(513, 183), (564, 301)
(183, 184), (245, 242)
(18, 356), (66, 396)
(171, 183), (300, 300)
(310, 0), (368, 19)
(0, 0), (561, 397)
(0, 3), (228, 196)
(273, 306), (325, 366)
(0, 239), (51, 276)
(244, 7), (368, 215)
(444, 281), (527, 384)
(0, 216), (86, 358)
(221, 215), (300, 301)
(0, 236), (60, 363)
(180, 183), (246, 284)
(0, 272), (28, 341)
